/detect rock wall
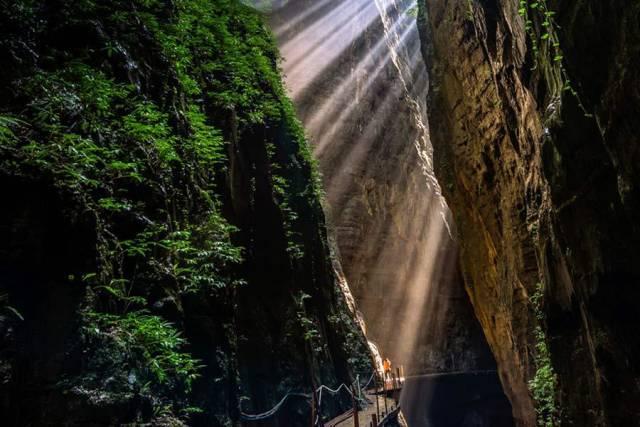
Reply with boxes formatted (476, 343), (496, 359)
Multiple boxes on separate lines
(418, 0), (640, 425)
(0, 1), (371, 425)
(270, 0), (497, 377)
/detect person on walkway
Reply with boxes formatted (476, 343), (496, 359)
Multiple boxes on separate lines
(383, 357), (392, 380)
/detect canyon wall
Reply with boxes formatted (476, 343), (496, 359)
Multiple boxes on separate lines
(419, 0), (640, 425)
(271, 0), (497, 377)
(0, 1), (370, 425)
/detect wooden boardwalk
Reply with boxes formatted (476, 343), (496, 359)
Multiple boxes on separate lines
(239, 372), (406, 426)
(324, 373), (405, 427)
(324, 392), (398, 427)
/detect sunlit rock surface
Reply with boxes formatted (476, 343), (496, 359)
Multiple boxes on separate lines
(419, 0), (640, 425)
(269, 0), (496, 378)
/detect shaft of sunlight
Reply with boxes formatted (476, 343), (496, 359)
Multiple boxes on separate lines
(306, 18), (415, 146)
(269, 0), (458, 385)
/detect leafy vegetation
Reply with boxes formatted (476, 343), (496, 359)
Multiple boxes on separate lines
(0, 48), (236, 423)
(518, 0), (567, 107)
(294, 291), (323, 348)
(0, 116), (19, 145)
(407, 5), (420, 18)
(0, 0), (333, 421)
(528, 283), (561, 427)
(516, 0), (593, 122)
(85, 310), (201, 389)
(465, 0), (474, 22)
(518, 1), (562, 63)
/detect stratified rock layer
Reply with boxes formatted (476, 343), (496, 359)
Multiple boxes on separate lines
(419, 0), (640, 425)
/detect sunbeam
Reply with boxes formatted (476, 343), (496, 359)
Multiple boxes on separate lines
(314, 44), (422, 159)
(313, 23), (415, 127)
(279, 1), (377, 97)
(303, 14), (415, 139)
(268, 0), (467, 423)
(5, 0), (622, 425)
(269, 0), (459, 378)
(272, 0), (333, 38)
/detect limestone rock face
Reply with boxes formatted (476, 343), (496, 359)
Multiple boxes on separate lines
(419, 0), (640, 425)
(270, 0), (496, 376)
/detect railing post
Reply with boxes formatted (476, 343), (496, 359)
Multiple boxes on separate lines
(375, 374), (380, 421)
(351, 385), (359, 427)
(372, 413), (378, 426)
(383, 375), (388, 415)
(394, 367), (401, 405)
(311, 388), (316, 427)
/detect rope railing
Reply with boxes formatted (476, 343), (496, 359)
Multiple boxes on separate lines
(239, 392), (311, 421)
(316, 382), (353, 405)
(242, 365), (464, 424)
(241, 366), (486, 425)
(239, 371), (377, 423)
(314, 381), (362, 425)
(361, 372), (376, 390)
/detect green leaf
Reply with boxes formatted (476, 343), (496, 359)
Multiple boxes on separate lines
(5, 306), (24, 321)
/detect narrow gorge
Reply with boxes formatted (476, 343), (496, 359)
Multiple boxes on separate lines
(0, 0), (639, 426)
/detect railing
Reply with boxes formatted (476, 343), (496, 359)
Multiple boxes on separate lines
(240, 368), (501, 425)
(239, 372), (376, 425)
(239, 392), (312, 422)
(239, 370), (404, 426)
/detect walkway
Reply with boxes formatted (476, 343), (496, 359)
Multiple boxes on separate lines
(240, 372), (405, 426)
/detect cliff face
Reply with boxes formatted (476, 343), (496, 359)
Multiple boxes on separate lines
(419, 0), (640, 425)
(0, 1), (371, 425)
(270, 0), (497, 377)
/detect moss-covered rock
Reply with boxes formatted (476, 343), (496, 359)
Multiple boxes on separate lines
(0, 1), (372, 425)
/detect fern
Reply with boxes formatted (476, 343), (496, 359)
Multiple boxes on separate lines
(85, 309), (201, 390)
